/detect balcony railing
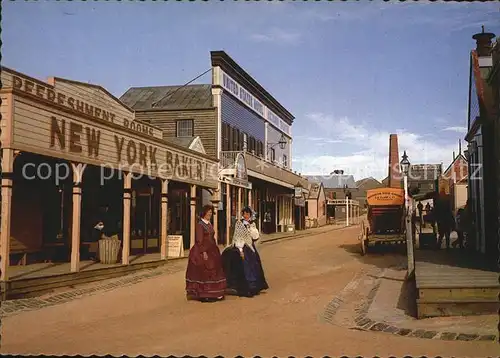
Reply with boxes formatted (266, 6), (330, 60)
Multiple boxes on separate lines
(220, 150), (309, 188)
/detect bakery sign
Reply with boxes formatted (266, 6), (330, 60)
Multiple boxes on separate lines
(5, 72), (219, 188)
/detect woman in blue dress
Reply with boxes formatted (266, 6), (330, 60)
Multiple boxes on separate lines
(222, 206), (269, 297)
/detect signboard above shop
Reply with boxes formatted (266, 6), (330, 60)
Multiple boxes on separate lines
(218, 70), (291, 137)
(1, 68), (219, 189)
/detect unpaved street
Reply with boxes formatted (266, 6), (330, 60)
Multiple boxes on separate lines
(1, 226), (498, 357)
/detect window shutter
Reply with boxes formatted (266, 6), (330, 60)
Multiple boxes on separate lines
(229, 126), (234, 151)
(239, 132), (244, 151)
(225, 124), (230, 151)
(221, 123), (227, 151)
(234, 128), (240, 150)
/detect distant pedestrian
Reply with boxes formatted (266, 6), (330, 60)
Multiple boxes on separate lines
(434, 194), (454, 250)
(417, 201), (424, 226)
(453, 207), (466, 249)
(185, 205), (226, 302)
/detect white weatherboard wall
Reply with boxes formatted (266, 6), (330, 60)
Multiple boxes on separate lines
(267, 124), (291, 169)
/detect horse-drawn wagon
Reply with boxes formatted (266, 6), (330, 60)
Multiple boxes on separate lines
(359, 187), (407, 255)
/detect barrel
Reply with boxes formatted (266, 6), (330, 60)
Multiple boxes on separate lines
(98, 236), (121, 264)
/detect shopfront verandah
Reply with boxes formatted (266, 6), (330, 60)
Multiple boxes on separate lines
(0, 67), (219, 298)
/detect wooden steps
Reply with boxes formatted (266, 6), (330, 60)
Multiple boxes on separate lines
(414, 250), (499, 318)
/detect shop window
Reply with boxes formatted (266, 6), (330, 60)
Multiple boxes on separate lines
(176, 120), (193, 137)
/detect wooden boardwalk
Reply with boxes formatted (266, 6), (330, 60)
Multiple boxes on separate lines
(414, 248), (499, 318)
(1, 253), (188, 299)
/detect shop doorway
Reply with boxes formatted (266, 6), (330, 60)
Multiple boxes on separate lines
(262, 201), (276, 234)
(131, 178), (161, 255)
(167, 183), (191, 250)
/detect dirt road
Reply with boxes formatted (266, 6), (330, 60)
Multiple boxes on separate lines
(1, 226), (498, 356)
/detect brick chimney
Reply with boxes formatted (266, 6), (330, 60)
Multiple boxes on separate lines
(472, 26), (495, 57)
(387, 134), (400, 188)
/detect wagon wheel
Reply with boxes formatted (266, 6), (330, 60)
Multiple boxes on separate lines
(360, 220), (367, 256)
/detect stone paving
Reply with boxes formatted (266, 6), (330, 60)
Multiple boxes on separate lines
(322, 261), (499, 342)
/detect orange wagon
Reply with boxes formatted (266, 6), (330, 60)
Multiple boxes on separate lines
(359, 187), (407, 255)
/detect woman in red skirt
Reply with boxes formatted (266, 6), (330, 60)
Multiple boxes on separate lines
(186, 205), (227, 302)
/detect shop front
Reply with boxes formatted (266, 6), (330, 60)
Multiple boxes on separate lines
(0, 67), (218, 296)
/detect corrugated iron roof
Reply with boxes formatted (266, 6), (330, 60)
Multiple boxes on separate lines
(120, 84), (213, 111)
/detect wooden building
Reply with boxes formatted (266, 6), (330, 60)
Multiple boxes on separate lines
(438, 146), (468, 214)
(488, 35), (500, 260)
(120, 51), (309, 243)
(465, 28), (498, 262)
(413, 29), (500, 320)
(0, 67), (219, 298)
(305, 182), (326, 228)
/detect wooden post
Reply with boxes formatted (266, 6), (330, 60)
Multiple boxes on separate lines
(190, 184), (197, 248)
(226, 183), (231, 246)
(237, 187), (242, 216)
(160, 179), (169, 260)
(122, 172), (132, 265)
(275, 198), (279, 232)
(346, 198), (350, 226)
(0, 149), (15, 282)
(211, 185), (220, 244)
(70, 163), (86, 273)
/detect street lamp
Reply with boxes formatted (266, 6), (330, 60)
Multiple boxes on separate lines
(400, 151), (410, 207)
(400, 150), (410, 176)
(266, 133), (288, 160)
(401, 151), (415, 270)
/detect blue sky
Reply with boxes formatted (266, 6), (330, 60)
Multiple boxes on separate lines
(4, 2), (499, 180)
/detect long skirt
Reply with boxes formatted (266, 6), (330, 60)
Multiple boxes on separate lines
(186, 244), (227, 300)
(221, 244), (269, 297)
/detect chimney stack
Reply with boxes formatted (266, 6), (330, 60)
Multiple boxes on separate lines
(472, 26), (495, 57)
(459, 139), (462, 155)
(387, 134), (400, 188)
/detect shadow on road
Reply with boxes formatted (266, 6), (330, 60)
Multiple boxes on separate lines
(339, 242), (407, 270)
(396, 277), (417, 318)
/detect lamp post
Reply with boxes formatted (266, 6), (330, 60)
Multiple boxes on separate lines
(343, 184), (351, 227)
(266, 133), (287, 162)
(400, 151), (414, 275)
(400, 150), (410, 209)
